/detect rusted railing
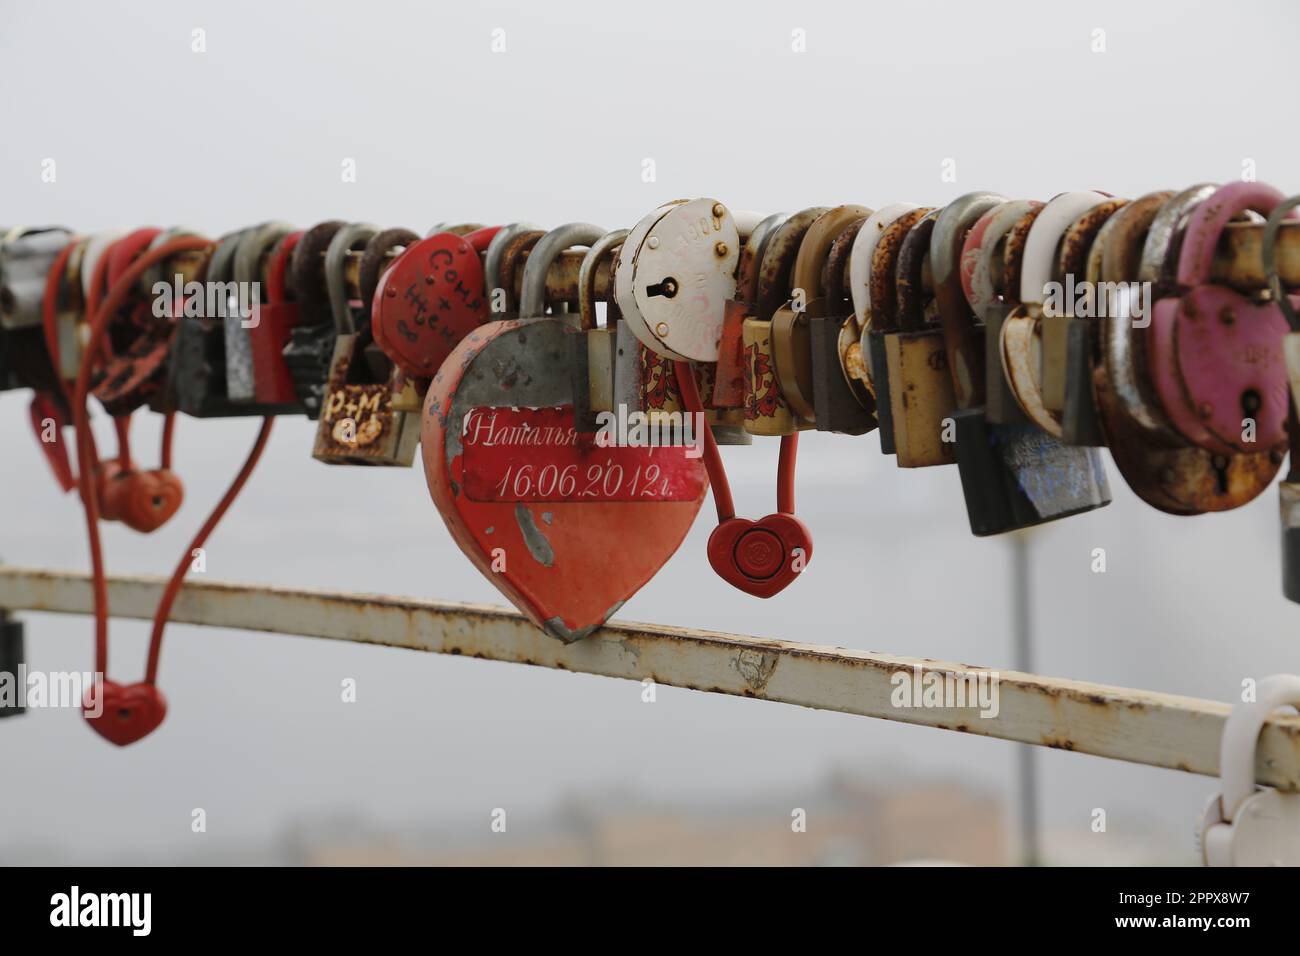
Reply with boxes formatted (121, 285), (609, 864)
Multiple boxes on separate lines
(2, 563), (1298, 790)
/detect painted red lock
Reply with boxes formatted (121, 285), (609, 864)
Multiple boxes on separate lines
(422, 224), (708, 642)
(1147, 182), (1298, 454)
(249, 230), (304, 404)
(372, 225), (500, 379)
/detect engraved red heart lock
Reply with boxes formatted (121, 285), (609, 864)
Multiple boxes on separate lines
(1148, 182), (1298, 454)
(422, 224), (708, 642)
(82, 680), (167, 747)
(373, 226), (500, 380)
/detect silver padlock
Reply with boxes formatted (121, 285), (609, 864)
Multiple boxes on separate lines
(228, 221), (293, 402)
(0, 226), (72, 330)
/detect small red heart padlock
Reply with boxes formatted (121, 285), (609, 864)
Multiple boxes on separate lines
(707, 513), (812, 598)
(83, 680), (167, 747)
(675, 361), (812, 599)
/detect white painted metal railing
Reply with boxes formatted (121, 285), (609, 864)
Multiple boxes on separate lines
(2, 563), (1298, 790)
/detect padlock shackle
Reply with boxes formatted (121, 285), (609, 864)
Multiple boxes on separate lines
(356, 228), (417, 325)
(931, 192), (1007, 410)
(895, 210), (939, 334)
(1264, 196), (1300, 332)
(325, 223), (379, 334)
(1018, 191), (1110, 307)
(738, 212), (789, 305)
(850, 203), (920, 331)
(1219, 674), (1300, 823)
(791, 205), (872, 302)
(266, 231), (303, 304)
(869, 207), (931, 334)
(484, 222), (541, 315)
(821, 218), (864, 314)
(1177, 182), (1290, 288)
(756, 207), (826, 321)
(519, 222), (605, 319)
(1137, 183), (1216, 287)
(232, 221), (292, 287)
(578, 229), (629, 332)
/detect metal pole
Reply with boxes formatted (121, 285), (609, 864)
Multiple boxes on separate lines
(1011, 530), (1040, 866)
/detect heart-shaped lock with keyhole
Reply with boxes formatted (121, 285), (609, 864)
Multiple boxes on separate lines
(422, 225), (708, 642)
(83, 680), (168, 747)
(1147, 182), (1296, 454)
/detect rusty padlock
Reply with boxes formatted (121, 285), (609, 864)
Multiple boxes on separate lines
(1147, 181), (1295, 456)
(858, 205), (931, 454)
(1094, 186), (1280, 513)
(312, 223), (419, 466)
(883, 208), (956, 468)
(771, 204), (871, 428)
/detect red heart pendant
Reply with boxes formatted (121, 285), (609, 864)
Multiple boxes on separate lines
(83, 680), (167, 746)
(423, 319), (708, 642)
(707, 513), (812, 598)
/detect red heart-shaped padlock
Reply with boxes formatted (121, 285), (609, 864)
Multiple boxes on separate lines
(707, 513), (812, 599)
(373, 227), (498, 380)
(83, 680), (167, 746)
(422, 318), (708, 642)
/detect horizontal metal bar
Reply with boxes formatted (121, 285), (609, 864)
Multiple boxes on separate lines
(2, 563), (1298, 790)
(157, 218), (1300, 307)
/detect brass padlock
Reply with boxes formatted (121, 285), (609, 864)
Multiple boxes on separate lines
(771, 204), (871, 428)
(742, 207), (825, 436)
(312, 223), (420, 466)
(881, 208), (955, 467)
(859, 206), (931, 454)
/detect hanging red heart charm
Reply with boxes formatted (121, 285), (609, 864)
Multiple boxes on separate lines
(83, 680), (167, 746)
(422, 318), (708, 642)
(707, 514), (812, 598)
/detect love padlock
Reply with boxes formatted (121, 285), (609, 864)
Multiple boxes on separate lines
(422, 223), (708, 642)
(616, 198), (739, 362)
(1148, 181), (1296, 455)
(1093, 186), (1279, 514)
(248, 229), (305, 405)
(372, 225), (499, 379)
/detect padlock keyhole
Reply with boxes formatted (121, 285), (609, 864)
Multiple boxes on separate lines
(645, 278), (678, 299)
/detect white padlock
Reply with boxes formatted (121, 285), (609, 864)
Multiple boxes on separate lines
(615, 197), (739, 362)
(1199, 674), (1300, 866)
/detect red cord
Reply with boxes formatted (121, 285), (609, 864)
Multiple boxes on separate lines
(144, 417), (272, 684)
(113, 414), (133, 471)
(71, 235), (272, 684)
(161, 412), (175, 470)
(776, 434), (798, 516)
(673, 361), (735, 522)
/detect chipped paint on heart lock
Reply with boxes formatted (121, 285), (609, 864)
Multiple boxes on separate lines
(422, 317), (708, 643)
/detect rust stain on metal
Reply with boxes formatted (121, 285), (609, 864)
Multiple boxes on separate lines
(1000, 207), (1043, 304)
(869, 208), (931, 332)
(1059, 199), (1128, 281)
(734, 649), (779, 693)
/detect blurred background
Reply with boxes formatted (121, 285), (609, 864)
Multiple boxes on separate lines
(1, 0), (1297, 865)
